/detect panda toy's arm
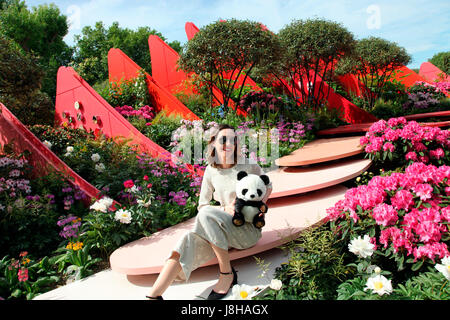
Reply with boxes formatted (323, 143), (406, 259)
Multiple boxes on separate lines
(234, 198), (247, 214)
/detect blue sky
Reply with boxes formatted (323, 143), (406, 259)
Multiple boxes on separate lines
(27, 0), (450, 69)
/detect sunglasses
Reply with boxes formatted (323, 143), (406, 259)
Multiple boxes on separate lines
(217, 136), (237, 145)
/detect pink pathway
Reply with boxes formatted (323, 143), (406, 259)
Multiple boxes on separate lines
(0, 102), (102, 206)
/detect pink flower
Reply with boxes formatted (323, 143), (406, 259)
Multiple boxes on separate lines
(405, 151), (417, 161)
(413, 242), (449, 262)
(383, 142), (395, 152)
(412, 183), (433, 201)
(18, 268), (28, 282)
(429, 148), (444, 159)
(391, 189), (414, 211)
(372, 203), (398, 227)
(123, 180), (134, 189)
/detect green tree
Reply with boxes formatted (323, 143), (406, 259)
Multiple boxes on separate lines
(178, 19), (282, 108)
(276, 18), (356, 107)
(72, 21), (176, 86)
(336, 37), (411, 109)
(0, 0), (72, 99)
(0, 35), (54, 125)
(428, 51), (450, 75)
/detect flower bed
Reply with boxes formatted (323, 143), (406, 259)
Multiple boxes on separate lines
(360, 117), (449, 169)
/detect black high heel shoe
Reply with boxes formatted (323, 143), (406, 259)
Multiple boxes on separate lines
(207, 267), (238, 300)
(145, 295), (163, 300)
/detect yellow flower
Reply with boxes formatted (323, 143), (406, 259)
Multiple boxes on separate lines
(22, 258), (31, 265)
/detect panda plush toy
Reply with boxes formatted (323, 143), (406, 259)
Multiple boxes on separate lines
(232, 170), (271, 229)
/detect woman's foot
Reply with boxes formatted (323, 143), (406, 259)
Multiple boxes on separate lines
(213, 271), (235, 294)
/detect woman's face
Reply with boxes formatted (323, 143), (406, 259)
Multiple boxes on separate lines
(214, 128), (236, 165)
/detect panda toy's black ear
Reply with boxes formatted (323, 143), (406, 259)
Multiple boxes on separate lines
(237, 171), (248, 181)
(260, 174), (270, 185)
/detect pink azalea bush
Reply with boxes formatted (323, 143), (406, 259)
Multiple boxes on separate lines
(326, 162), (450, 271)
(360, 117), (449, 167)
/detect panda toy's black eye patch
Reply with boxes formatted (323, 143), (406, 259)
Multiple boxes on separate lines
(257, 189), (262, 197)
(242, 189), (248, 195)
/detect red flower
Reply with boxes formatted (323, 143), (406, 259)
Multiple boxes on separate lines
(143, 175), (149, 181)
(123, 180), (134, 189)
(18, 268), (28, 282)
(147, 183), (153, 189)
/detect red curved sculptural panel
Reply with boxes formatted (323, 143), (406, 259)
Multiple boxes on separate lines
(185, 21), (376, 124)
(55, 66), (175, 163)
(107, 48), (200, 121)
(0, 102), (102, 205)
(148, 35), (247, 117)
(419, 62), (449, 83)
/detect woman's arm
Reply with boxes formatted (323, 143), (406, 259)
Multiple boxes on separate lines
(197, 166), (217, 212)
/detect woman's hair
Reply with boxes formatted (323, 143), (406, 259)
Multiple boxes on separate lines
(206, 124), (240, 168)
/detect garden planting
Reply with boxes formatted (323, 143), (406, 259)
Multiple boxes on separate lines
(0, 3), (449, 300)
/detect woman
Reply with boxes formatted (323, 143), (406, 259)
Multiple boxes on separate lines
(146, 124), (272, 300)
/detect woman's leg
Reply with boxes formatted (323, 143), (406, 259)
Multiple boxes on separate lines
(147, 251), (182, 298)
(210, 243), (234, 294)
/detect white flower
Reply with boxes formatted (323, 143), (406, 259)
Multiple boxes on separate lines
(91, 153), (101, 162)
(99, 196), (114, 208)
(348, 234), (375, 258)
(269, 279), (282, 291)
(66, 146), (74, 153)
(95, 163), (105, 172)
(64, 152), (72, 157)
(374, 267), (382, 275)
(90, 200), (108, 213)
(43, 140), (52, 149)
(89, 196), (113, 213)
(137, 199), (152, 207)
(232, 284), (255, 300)
(115, 209), (132, 224)
(127, 185), (139, 194)
(364, 275), (393, 296)
(435, 256), (450, 280)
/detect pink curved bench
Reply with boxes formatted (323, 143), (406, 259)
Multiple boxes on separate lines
(275, 136), (364, 167)
(267, 158), (371, 198)
(109, 184), (347, 275)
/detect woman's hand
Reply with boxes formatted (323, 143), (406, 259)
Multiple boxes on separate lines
(223, 199), (236, 215)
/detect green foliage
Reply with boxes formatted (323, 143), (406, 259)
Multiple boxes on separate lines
(0, 253), (60, 300)
(72, 21), (166, 85)
(133, 110), (183, 150)
(179, 19), (282, 108)
(428, 51), (450, 75)
(255, 225), (352, 300)
(336, 37), (411, 109)
(0, 35), (54, 126)
(276, 18), (355, 106)
(395, 268), (450, 300)
(98, 69), (151, 108)
(0, 0), (73, 99)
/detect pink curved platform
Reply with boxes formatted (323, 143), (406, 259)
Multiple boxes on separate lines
(108, 48), (200, 121)
(317, 119), (450, 136)
(419, 62), (449, 83)
(267, 158), (371, 198)
(275, 136), (364, 167)
(109, 184), (347, 275)
(0, 102), (102, 206)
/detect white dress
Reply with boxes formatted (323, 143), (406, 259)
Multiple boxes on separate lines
(170, 162), (272, 281)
